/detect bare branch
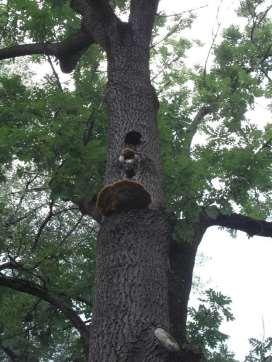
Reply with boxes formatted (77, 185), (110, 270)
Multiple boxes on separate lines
(47, 55), (63, 92)
(59, 215), (84, 246)
(0, 274), (89, 344)
(0, 257), (90, 308)
(31, 204), (79, 250)
(203, 0), (223, 76)
(155, 5), (208, 18)
(0, 42), (56, 60)
(32, 199), (54, 251)
(257, 4), (272, 26)
(202, 208), (272, 237)
(14, 174), (39, 214)
(5, 204), (46, 226)
(249, 2), (272, 44)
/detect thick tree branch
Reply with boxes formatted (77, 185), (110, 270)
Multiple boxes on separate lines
(86, 0), (116, 20)
(0, 257), (48, 287)
(71, 0), (120, 49)
(0, 0), (121, 71)
(0, 30), (93, 73)
(202, 208), (272, 237)
(0, 258), (91, 306)
(129, 0), (160, 46)
(0, 275), (89, 345)
(0, 43), (56, 60)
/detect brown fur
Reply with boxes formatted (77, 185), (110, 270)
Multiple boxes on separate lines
(122, 148), (136, 160)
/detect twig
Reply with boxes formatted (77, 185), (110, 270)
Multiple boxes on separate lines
(156, 4), (208, 18)
(31, 205), (79, 251)
(203, 0), (223, 76)
(257, 4), (272, 27)
(5, 204), (46, 226)
(151, 17), (185, 49)
(47, 55), (63, 92)
(14, 174), (39, 214)
(1, 255), (48, 287)
(59, 215), (84, 246)
(32, 199), (54, 251)
(151, 54), (181, 82)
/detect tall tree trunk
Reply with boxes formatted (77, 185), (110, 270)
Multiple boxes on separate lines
(89, 209), (171, 361)
(88, 22), (202, 361)
(88, 215), (203, 361)
(104, 31), (164, 207)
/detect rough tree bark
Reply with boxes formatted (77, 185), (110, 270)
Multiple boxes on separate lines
(88, 2), (186, 358)
(89, 209), (170, 361)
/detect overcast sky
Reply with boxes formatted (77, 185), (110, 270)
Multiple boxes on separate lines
(158, 0), (272, 360)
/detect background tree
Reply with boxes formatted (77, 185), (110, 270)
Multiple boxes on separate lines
(0, 0), (272, 361)
(245, 337), (272, 361)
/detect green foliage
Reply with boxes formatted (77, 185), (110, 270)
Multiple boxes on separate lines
(187, 289), (234, 351)
(0, 0), (79, 46)
(245, 337), (272, 361)
(0, 289), (86, 361)
(187, 288), (239, 361)
(0, 54), (107, 201)
(157, 4), (272, 219)
(0, 166), (95, 360)
(208, 344), (239, 362)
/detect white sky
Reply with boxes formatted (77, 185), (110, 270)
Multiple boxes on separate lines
(159, 0), (272, 360)
(197, 229), (272, 360)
